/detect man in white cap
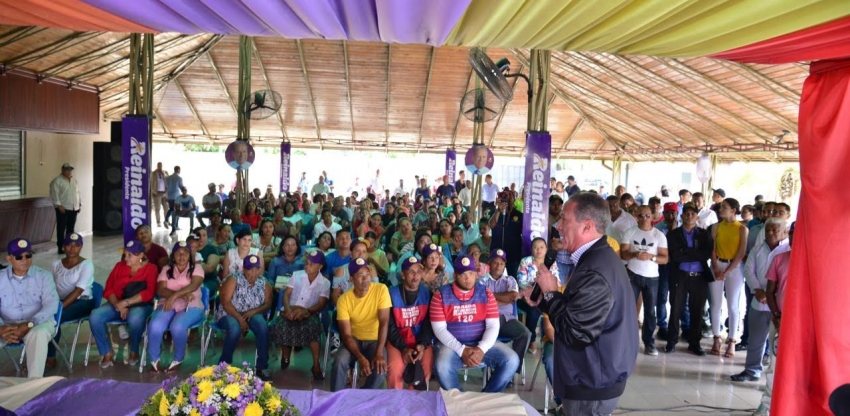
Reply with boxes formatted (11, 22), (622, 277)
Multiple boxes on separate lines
(0, 238), (60, 378)
(49, 163), (81, 254)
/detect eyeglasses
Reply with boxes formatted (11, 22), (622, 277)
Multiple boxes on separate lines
(14, 253), (33, 261)
(770, 210), (788, 215)
(638, 214), (652, 218)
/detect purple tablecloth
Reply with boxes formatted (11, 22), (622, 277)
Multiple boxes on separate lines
(15, 378), (447, 416)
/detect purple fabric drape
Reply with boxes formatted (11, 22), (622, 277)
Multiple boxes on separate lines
(81, 0), (471, 45)
(14, 378), (448, 416)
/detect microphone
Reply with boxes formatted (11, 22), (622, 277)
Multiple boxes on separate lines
(530, 249), (559, 303)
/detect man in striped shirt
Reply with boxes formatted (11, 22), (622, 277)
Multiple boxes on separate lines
(430, 255), (519, 392)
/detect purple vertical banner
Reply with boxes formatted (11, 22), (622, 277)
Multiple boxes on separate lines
(122, 116), (150, 244)
(445, 149), (457, 185)
(280, 142), (291, 192)
(522, 132), (551, 257)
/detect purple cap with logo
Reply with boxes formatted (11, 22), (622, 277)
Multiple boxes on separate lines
(306, 249), (325, 265)
(124, 240), (145, 255)
(348, 257), (369, 276)
(243, 254), (262, 270)
(420, 243), (440, 259)
(172, 241), (190, 253)
(6, 238), (32, 257)
(453, 255), (476, 275)
(64, 233), (83, 247)
(490, 248), (507, 262)
(402, 256), (423, 272)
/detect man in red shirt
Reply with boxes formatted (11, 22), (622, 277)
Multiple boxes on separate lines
(430, 255), (519, 392)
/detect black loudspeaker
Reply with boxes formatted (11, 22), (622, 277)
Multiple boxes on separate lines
(92, 122), (124, 236)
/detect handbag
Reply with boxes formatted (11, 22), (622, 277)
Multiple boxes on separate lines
(122, 281), (149, 303)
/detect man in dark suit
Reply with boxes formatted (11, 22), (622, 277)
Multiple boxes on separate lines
(665, 202), (714, 356)
(532, 192), (638, 416)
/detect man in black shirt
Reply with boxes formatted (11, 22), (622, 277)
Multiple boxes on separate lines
(566, 175), (581, 196)
(489, 190), (523, 277)
(386, 257), (433, 390)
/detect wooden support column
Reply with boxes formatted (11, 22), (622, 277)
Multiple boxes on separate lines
(235, 35), (252, 211)
(611, 156), (623, 188)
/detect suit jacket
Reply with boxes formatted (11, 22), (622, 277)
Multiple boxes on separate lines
(667, 226), (714, 281)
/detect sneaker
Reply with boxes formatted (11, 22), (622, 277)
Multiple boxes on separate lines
(257, 369), (272, 381)
(330, 333), (340, 355)
(645, 345), (659, 356)
(118, 325), (130, 340)
(730, 371), (760, 382)
(664, 344), (675, 354)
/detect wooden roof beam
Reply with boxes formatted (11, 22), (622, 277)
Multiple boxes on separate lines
(385, 43), (392, 151)
(173, 78), (209, 136)
(715, 59), (801, 104)
(556, 118), (584, 157)
(488, 64), (524, 147)
(416, 46), (435, 153)
(670, 59), (797, 132)
(206, 51), (237, 115)
(152, 108), (170, 135)
(253, 38), (288, 141)
(343, 41), (355, 149)
(450, 69), (476, 148)
(5, 31), (100, 67)
(0, 27), (48, 49)
(296, 40), (321, 148)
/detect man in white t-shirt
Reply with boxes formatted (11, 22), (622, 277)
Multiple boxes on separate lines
(605, 195), (637, 243)
(481, 175), (499, 212)
(370, 169), (383, 194)
(620, 205), (669, 356)
(692, 192), (718, 230)
(313, 210), (342, 241)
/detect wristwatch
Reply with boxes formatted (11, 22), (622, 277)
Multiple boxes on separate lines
(543, 292), (555, 302)
(651, 256), (657, 262)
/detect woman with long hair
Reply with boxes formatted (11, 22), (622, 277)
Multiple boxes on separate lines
(382, 203), (396, 227)
(254, 218), (281, 266)
(282, 201), (302, 237)
(388, 217), (415, 260)
(419, 243), (452, 293)
(242, 200), (263, 231)
(314, 231), (336, 254)
(710, 198), (748, 357)
(90, 240), (157, 368)
(433, 219), (453, 247)
(212, 224), (235, 256)
(146, 241), (204, 373)
(265, 235), (306, 289)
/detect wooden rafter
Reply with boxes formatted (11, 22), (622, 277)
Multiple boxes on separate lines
(717, 60), (801, 104)
(487, 63), (524, 147)
(206, 51), (237, 115)
(5, 32), (100, 67)
(173, 78), (209, 136)
(342, 41), (355, 146)
(152, 108), (170, 135)
(557, 118), (584, 156)
(672, 58), (797, 132)
(296, 40), (321, 147)
(385, 43), (392, 150)
(416, 46), (435, 152)
(450, 69), (475, 148)
(252, 38), (287, 140)
(0, 27), (47, 49)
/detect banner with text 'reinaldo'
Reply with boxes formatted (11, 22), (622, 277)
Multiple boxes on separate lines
(445, 149), (456, 186)
(522, 132), (551, 257)
(280, 142), (291, 193)
(122, 116), (150, 244)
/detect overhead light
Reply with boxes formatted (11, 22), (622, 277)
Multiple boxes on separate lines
(774, 130), (790, 143)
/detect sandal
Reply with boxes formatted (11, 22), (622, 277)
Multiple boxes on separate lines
(149, 360), (161, 373)
(100, 352), (115, 369)
(166, 361), (182, 373)
(312, 367), (324, 382)
(710, 336), (722, 356)
(281, 359), (290, 370)
(724, 340), (736, 358)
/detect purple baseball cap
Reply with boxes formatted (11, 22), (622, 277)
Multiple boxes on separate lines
(243, 254), (262, 270)
(306, 249), (325, 265)
(348, 257), (369, 276)
(123, 240), (145, 255)
(63, 233), (83, 247)
(453, 255), (476, 275)
(6, 238), (32, 257)
(402, 256), (424, 272)
(172, 241), (190, 253)
(489, 248), (507, 262)
(420, 243), (440, 259)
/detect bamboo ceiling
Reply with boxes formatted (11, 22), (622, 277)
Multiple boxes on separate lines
(0, 26), (804, 162)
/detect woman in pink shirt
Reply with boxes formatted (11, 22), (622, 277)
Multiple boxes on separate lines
(146, 241), (204, 373)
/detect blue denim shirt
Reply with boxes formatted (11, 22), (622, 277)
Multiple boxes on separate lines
(0, 265), (59, 326)
(265, 255), (306, 281)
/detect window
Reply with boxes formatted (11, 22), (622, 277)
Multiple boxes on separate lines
(0, 129), (23, 199)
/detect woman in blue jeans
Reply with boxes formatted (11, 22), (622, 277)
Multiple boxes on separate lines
(215, 254), (273, 380)
(47, 233), (95, 370)
(147, 241), (204, 373)
(90, 240), (157, 368)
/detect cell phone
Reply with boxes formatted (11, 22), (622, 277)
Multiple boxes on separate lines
(531, 249), (559, 303)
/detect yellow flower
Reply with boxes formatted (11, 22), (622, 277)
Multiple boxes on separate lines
(222, 383), (241, 399)
(196, 380), (213, 403)
(263, 382), (273, 392)
(189, 410), (200, 416)
(244, 402), (263, 416)
(215, 380), (224, 387)
(175, 390), (185, 406)
(265, 396), (282, 412)
(193, 367), (214, 379)
(158, 394), (170, 416)
(227, 366), (240, 374)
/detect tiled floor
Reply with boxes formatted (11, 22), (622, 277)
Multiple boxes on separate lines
(5, 227), (766, 415)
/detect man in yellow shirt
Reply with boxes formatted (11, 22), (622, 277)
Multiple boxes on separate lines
(331, 258), (391, 391)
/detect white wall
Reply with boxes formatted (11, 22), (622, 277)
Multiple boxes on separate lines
(24, 117), (112, 237)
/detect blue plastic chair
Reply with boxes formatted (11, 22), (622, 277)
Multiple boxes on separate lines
(84, 297), (153, 367)
(60, 282), (103, 370)
(201, 290), (272, 366)
(138, 286), (209, 373)
(3, 303), (72, 375)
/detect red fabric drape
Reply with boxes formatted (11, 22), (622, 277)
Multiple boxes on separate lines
(772, 59), (850, 415)
(710, 15), (850, 64)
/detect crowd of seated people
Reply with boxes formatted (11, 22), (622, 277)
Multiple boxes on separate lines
(0, 171), (793, 413)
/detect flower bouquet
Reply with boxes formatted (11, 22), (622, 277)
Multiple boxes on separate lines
(138, 362), (300, 416)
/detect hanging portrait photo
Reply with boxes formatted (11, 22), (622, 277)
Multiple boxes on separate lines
(465, 144), (494, 175)
(225, 139), (255, 170)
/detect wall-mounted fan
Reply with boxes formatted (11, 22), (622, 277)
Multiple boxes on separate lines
(467, 48), (531, 104)
(241, 89), (282, 120)
(461, 88), (503, 123)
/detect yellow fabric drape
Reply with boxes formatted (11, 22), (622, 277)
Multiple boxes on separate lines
(444, 0), (850, 57)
